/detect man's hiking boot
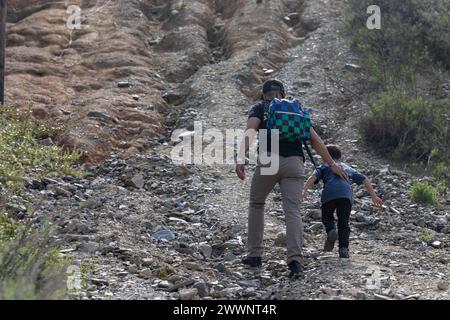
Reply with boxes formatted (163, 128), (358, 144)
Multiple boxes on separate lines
(324, 229), (338, 252)
(241, 256), (262, 268)
(288, 261), (303, 278)
(339, 247), (350, 259)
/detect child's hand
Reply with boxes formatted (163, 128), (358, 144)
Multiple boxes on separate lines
(371, 195), (382, 208)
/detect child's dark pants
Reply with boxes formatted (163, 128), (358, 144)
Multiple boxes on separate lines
(321, 198), (352, 248)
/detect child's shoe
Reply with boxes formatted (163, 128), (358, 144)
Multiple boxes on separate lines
(324, 229), (338, 252)
(339, 247), (350, 259)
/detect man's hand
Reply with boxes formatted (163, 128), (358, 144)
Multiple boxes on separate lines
(371, 195), (383, 208)
(331, 163), (349, 180)
(309, 128), (349, 180)
(235, 164), (246, 180)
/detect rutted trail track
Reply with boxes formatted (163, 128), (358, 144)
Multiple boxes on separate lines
(6, 0), (449, 300)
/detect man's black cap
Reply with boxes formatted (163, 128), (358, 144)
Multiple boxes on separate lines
(262, 79), (286, 97)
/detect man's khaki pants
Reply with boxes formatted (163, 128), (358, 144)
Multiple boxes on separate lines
(248, 155), (305, 264)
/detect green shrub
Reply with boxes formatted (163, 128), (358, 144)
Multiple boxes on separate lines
(361, 90), (449, 161)
(417, 0), (450, 69)
(0, 106), (82, 192)
(0, 218), (71, 299)
(410, 181), (437, 205)
(432, 160), (450, 188)
(346, 0), (450, 92)
(0, 105), (82, 299)
(0, 214), (19, 242)
(418, 230), (433, 243)
(347, 0), (450, 187)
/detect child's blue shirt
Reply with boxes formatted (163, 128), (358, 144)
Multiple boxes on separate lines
(314, 162), (367, 204)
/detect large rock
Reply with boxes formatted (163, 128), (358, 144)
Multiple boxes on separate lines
(198, 243), (213, 258)
(138, 268), (153, 280)
(179, 288), (199, 300)
(194, 282), (209, 298)
(437, 280), (449, 291)
(129, 174), (145, 189)
(274, 232), (287, 247)
(153, 227), (175, 241)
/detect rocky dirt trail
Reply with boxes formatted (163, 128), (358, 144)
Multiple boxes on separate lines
(8, 0), (449, 300)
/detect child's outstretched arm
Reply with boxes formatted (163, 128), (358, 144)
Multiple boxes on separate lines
(302, 175), (318, 201)
(362, 178), (383, 207)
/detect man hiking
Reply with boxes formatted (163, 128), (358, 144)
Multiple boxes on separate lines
(235, 79), (348, 277)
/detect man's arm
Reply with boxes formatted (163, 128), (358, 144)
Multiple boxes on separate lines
(362, 178), (383, 207)
(309, 127), (349, 180)
(235, 117), (260, 180)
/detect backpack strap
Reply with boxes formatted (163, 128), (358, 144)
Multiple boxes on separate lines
(302, 140), (317, 169)
(262, 100), (270, 128)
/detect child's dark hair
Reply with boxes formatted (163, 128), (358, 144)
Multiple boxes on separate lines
(326, 144), (342, 160)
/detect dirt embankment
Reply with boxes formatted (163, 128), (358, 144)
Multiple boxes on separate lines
(4, 0), (306, 163)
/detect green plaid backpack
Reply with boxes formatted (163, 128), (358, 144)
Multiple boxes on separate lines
(265, 98), (311, 142)
(264, 98), (317, 167)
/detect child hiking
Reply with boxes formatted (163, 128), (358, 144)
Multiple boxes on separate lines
(303, 144), (382, 259)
